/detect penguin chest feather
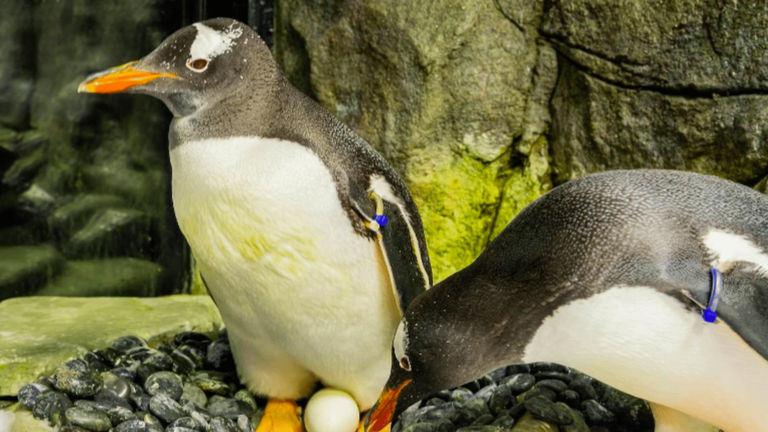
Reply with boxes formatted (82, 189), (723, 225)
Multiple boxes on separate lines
(169, 137), (400, 405)
(523, 286), (768, 432)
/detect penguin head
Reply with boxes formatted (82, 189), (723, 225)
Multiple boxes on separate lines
(78, 18), (276, 117)
(366, 271), (510, 431)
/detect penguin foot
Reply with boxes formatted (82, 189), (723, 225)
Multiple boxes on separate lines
(255, 400), (304, 432)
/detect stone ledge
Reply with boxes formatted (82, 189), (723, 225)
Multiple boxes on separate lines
(0, 295), (222, 397)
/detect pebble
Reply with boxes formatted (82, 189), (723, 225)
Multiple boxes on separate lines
(581, 399), (615, 425)
(65, 406), (112, 431)
(107, 406), (138, 425)
(534, 372), (572, 383)
(130, 384), (152, 412)
(470, 413), (494, 426)
(433, 419), (454, 432)
(524, 396), (573, 426)
(207, 398), (253, 419)
(491, 414), (514, 429)
(530, 363), (569, 374)
(500, 374), (535, 394)
(403, 423), (436, 432)
(60, 426), (92, 432)
(521, 386), (556, 402)
(471, 385), (496, 403)
(207, 416), (239, 432)
(149, 394), (186, 423)
(488, 386), (513, 415)
(167, 427), (199, 432)
(174, 332), (213, 351)
(137, 364), (163, 385)
(111, 367), (137, 382)
(54, 358), (103, 397)
(170, 416), (206, 431)
(181, 382), (208, 408)
(450, 388), (474, 404)
(145, 371), (184, 400)
(236, 415), (252, 432)
(33, 390), (72, 425)
(17, 382), (51, 409)
(535, 379), (568, 393)
(97, 349), (120, 367)
(568, 378), (598, 401)
(172, 345), (206, 374)
(233, 389), (257, 411)
(192, 376), (231, 395)
(83, 352), (110, 373)
(205, 340), (235, 371)
(137, 348), (175, 372)
(114, 419), (162, 432)
(558, 389), (581, 408)
(454, 426), (499, 431)
(102, 372), (132, 399)
(94, 389), (133, 411)
(110, 336), (148, 354)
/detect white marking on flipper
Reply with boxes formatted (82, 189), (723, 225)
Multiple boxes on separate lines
(368, 174), (431, 290)
(702, 229), (768, 277)
(190, 23), (243, 61)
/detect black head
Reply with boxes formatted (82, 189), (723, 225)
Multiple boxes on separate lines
(365, 267), (520, 431)
(78, 18), (277, 117)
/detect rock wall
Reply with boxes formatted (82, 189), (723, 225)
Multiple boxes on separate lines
(275, 0), (768, 281)
(0, 0), (188, 299)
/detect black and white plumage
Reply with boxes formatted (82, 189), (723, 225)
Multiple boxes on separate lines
(79, 18), (431, 411)
(367, 170), (768, 432)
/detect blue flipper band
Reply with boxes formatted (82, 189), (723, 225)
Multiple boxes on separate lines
(374, 214), (388, 227)
(703, 268), (722, 323)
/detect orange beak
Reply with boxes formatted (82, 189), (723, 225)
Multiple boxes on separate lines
(77, 61), (178, 94)
(366, 379), (411, 432)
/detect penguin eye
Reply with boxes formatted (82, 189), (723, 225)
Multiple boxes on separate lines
(187, 59), (209, 72)
(399, 356), (411, 371)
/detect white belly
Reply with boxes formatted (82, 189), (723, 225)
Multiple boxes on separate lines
(524, 286), (768, 432)
(170, 137), (400, 409)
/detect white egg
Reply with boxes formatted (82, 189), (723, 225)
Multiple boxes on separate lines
(304, 388), (360, 432)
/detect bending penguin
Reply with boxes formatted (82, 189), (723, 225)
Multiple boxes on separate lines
(78, 18), (432, 432)
(365, 169), (768, 432)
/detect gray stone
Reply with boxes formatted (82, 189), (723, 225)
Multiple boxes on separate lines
(144, 371), (183, 400)
(508, 412), (558, 431)
(53, 358), (102, 397)
(181, 383), (208, 409)
(149, 394), (185, 423)
(65, 406), (112, 431)
(0, 295), (221, 397)
(0, 245), (65, 300)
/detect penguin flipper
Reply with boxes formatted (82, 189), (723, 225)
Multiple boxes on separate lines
(716, 265), (768, 361)
(351, 194), (431, 315)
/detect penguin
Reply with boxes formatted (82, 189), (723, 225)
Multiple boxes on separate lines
(364, 169), (768, 432)
(77, 18), (432, 432)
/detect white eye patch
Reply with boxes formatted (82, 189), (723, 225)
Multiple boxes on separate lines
(189, 23), (243, 62)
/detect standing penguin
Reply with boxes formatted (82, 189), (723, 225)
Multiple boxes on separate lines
(365, 169), (768, 432)
(78, 18), (432, 432)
